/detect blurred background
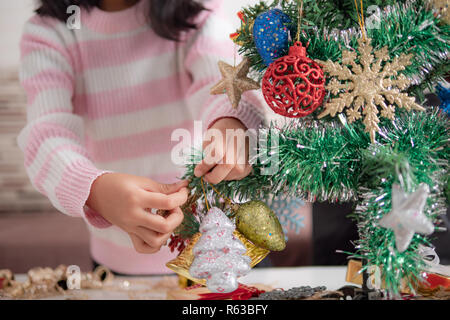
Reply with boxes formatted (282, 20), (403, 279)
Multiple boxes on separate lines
(0, 0), (314, 273)
(0, 0), (447, 274)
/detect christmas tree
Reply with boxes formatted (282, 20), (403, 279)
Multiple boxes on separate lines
(177, 0), (449, 297)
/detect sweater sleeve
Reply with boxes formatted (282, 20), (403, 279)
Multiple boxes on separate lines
(17, 16), (112, 229)
(183, 0), (266, 131)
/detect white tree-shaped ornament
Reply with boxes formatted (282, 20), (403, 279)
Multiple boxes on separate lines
(189, 207), (251, 293)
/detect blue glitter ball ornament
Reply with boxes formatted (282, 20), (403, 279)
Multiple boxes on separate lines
(253, 9), (291, 66)
(436, 83), (450, 115)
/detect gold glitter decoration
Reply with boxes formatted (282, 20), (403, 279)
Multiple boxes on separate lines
(235, 200), (286, 251)
(0, 265), (113, 299)
(166, 231), (270, 286)
(430, 0), (450, 24)
(316, 37), (425, 143)
(210, 58), (260, 109)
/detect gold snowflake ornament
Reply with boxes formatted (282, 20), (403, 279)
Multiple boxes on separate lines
(317, 37), (425, 143)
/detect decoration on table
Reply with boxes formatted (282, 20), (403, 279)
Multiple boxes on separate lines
(210, 58), (260, 109)
(251, 286), (345, 300)
(0, 270), (13, 290)
(0, 265), (113, 299)
(378, 183), (434, 252)
(418, 245), (450, 276)
(317, 37), (425, 143)
(417, 245), (450, 294)
(346, 258), (450, 299)
(419, 272), (450, 296)
(189, 207), (251, 293)
(167, 282), (272, 300)
(436, 83), (450, 114)
(253, 8), (291, 66)
(197, 283), (266, 300)
(235, 200), (286, 251)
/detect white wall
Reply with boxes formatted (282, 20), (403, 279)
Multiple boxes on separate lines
(0, 0), (258, 69)
(0, 0), (35, 69)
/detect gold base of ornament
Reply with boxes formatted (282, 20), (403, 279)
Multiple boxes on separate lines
(166, 231), (270, 286)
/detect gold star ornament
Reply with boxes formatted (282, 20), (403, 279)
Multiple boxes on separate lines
(210, 58), (260, 109)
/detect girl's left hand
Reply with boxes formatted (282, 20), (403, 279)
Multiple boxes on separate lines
(194, 117), (252, 184)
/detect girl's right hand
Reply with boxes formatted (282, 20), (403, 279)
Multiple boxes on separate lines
(86, 173), (189, 254)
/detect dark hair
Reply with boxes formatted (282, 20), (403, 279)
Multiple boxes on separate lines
(36, 0), (206, 41)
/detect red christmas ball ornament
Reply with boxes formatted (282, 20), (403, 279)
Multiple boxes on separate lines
(262, 41), (326, 118)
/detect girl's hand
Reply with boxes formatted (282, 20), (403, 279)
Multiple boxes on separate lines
(194, 117), (252, 184)
(86, 173), (188, 254)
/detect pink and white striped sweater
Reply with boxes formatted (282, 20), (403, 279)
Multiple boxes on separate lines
(17, 0), (265, 275)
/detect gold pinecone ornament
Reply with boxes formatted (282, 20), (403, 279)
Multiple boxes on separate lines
(235, 200), (286, 251)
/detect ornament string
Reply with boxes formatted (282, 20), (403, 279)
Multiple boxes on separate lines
(296, 0), (304, 42)
(353, 0), (367, 40)
(200, 177), (210, 211)
(199, 177), (234, 211)
(208, 182), (234, 207)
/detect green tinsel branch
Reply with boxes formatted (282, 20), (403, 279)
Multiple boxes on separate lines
(182, 109), (449, 295)
(184, 117), (370, 203)
(184, 109), (448, 206)
(348, 110), (449, 295)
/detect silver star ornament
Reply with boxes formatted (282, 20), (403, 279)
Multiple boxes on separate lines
(379, 183), (434, 252)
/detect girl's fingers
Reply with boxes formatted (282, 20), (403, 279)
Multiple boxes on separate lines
(205, 164), (234, 185)
(139, 188), (188, 210)
(224, 164), (252, 181)
(134, 226), (172, 248)
(194, 141), (225, 177)
(129, 233), (160, 254)
(140, 179), (189, 195)
(138, 207), (184, 234)
(194, 160), (216, 178)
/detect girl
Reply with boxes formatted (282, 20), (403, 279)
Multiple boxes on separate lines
(18, 0), (264, 275)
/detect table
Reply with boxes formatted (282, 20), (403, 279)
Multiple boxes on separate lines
(240, 266), (349, 291)
(9, 266), (352, 300)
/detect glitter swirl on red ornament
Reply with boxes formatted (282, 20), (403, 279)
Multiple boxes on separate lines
(262, 42), (326, 118)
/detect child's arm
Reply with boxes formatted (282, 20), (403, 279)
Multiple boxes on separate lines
(184, 0), (266, 184)
(17, 17), (187, 254)
(17, 17), (111, 228)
